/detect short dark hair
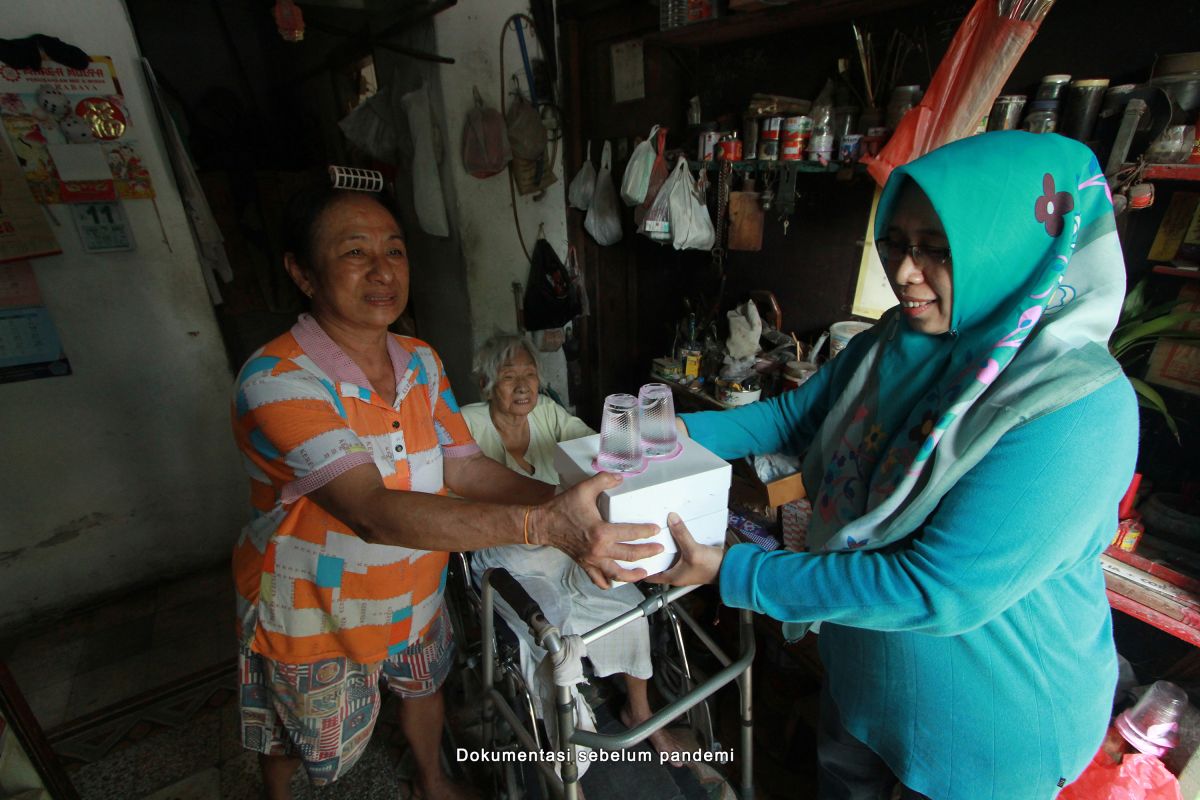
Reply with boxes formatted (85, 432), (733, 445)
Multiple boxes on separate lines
(281, 187), (395, 271)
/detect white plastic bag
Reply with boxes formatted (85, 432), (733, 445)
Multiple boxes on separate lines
(567, 141), (596, 210)
(640, 154), (682, 243)
(584, 141), (622, 246)
(620, 125), (661, 206)
(667, 157), (715, 251)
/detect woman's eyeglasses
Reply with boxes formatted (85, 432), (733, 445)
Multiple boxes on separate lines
(875, 240), (952, 269)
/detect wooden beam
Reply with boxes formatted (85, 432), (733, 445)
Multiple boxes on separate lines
(645, 0), (930, 49)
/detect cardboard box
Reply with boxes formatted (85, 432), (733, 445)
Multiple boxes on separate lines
(730, 457), (807, 508)
(554, 434), (731, 576)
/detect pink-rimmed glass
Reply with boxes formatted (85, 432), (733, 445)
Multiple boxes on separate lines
(593, 393), (646, 474)
(638, 383), (682, 460)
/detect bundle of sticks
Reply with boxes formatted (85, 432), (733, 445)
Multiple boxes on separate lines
(847, 23), (923, 112)
(996, 0), (1054, 24)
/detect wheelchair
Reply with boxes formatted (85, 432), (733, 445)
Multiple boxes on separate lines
(444, 550), (756, 800)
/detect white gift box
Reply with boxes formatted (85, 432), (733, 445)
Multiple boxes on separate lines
(553, 433), (732, 577)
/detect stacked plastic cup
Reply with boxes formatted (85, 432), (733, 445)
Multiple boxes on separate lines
(638, 383), (682, 459)
(1114, 680), (1188, 756)
(595, 393), (646, 474)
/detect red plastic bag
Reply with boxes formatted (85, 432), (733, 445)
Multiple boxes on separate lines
(635, 127), (669, 228)
(864, 0), (1046, 186)
(1059, 752), (1182, 800)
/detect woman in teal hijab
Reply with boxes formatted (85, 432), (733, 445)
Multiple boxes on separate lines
(655, 131), (1138, 799)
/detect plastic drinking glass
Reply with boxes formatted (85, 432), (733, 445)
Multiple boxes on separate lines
(638, 383), (680, 459)
(1115, 680), (1188, 756)
(596, 393), (645, 473)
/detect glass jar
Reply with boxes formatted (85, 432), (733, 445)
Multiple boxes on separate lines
(1035, 74), (1072, 102)
(1024, 100), (1059, 134)
(886, 85), (922, 131)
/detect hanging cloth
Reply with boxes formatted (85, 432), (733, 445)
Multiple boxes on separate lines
(399, 83), (450, 237)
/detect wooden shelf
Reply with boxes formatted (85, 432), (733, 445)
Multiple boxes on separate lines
(645, 0), (926, 49)
(1140, 163), (1200, 181)
(1103, 544), (1200, 648)
(656, 374), (732, 410)
(689, 159), (862, 174)
(1153, 265), (1200, 279)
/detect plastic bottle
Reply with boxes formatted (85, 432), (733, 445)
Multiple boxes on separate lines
(659, 0), (685, 30)
(808, 80), (835, 163)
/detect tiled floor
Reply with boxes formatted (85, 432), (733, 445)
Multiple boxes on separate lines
(0, 565), (819, 799)
(0, 564), (235, 732)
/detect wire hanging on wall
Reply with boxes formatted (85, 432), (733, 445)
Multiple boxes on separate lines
(500, 13), (562, 261)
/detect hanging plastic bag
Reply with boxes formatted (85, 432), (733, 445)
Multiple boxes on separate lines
(463, 86), (511, 178)
(339, 85), (398, 162)
(584, 141), (622, 246)
(524, 239), (579, 330)
(567, 141), (597, 210)
(620, 124), (661, 206)
(640, 154), (683, 243)
(666, 157), (715, 251)
(634, 127), (669, 227)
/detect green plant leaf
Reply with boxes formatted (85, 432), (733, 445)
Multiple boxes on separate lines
(1129, 377), (1180, 443)
(1113, 299), (1195, 337)
(1114, 331), (1200, 362)
(1110, 312), (1200, 358)
(1119, 277), (1150, 323)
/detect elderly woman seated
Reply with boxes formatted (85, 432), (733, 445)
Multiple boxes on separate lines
(461, 333), (682, 758)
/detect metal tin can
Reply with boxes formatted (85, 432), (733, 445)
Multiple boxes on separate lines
(780, 115), (812, 161)
(987, 94), (1027, 132)
(807, 133), (834, 162)
(699, 129), (722, 161)
(758, 116), (782, 161)
(742, 116), (759, 160)
(1112, 518), (1144, 552)
(718, 132), (743, 161)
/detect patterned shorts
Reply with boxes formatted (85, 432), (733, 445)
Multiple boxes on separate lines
(238, 605), (454, 785)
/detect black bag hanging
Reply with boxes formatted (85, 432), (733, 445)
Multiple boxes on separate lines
(523, 238), (577, 331)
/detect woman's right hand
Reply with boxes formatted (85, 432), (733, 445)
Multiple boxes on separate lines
(646, 513), (724, 587)
(535, 472), (662, 589)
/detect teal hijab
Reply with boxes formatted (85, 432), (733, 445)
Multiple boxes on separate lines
(803, 131), (1126, 560)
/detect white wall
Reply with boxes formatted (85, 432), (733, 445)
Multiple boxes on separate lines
(0, 0), (244, 630)
(431, 2), (572, 402)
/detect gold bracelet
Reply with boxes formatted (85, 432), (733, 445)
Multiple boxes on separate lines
(523, 506), (533, 546)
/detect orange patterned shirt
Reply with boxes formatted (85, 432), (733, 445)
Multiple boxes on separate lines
(231, 315), (479, 665)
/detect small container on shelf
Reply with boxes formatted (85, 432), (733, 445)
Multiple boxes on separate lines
(1023, 100), (1059, 134)
(715, 379), (762, 407)
(780, 115), (812, 161)
(886, 85), (923, 131)
(1034, 73), (1072, 103)
(1059, 79), (1110, 141)
(717, 131), (743, 161)
(758, 115), (782, 161)
(987, 94), (1027, 132)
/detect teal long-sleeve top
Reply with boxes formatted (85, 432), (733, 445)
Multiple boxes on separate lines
(682, 337), (1138, 800)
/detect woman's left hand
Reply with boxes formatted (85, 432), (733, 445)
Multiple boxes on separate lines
(646, 513), (725, 586)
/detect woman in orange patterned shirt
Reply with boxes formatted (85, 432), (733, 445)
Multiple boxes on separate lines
(231, 188), (659, 800)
